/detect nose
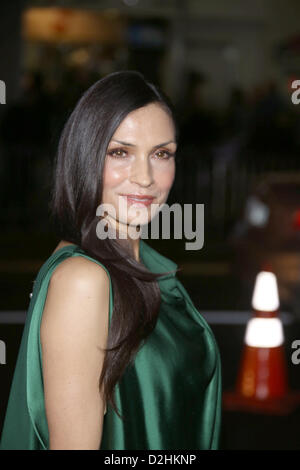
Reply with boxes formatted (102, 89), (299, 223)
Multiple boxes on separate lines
(129, 155), (154, 187)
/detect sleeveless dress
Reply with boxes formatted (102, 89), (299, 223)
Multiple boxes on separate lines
(0, 240), (222, 450)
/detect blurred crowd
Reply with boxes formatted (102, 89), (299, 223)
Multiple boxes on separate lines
(0, 67), (299, 230)
(178, 71), (299, 150)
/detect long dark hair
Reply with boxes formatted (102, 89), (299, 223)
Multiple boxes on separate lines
(49, 70), (179, 419)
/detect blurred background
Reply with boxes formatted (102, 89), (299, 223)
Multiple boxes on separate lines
(0, 0), (300, 449)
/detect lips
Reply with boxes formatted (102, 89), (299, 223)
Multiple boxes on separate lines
(120, 194), (155, 206)
(122, 194), (154, 200)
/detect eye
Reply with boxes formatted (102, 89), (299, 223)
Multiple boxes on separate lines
(155, 149), (175, 159)
(107, 148), (128, 158)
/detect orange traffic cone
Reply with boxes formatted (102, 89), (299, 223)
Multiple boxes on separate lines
(223, 268), (300, 414)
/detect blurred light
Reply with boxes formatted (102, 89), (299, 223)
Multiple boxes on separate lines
(128, 24), (164, 48)
(245, 318), (284, 347)
(23, 7), (125, 44)
(252, 271), (280, 312)
(292, 209), (300, 230)
(67, 48), (90, 66)
(245, 195), (269, 227)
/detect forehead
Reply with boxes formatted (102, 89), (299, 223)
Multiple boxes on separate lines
(112, 103), (175, 139)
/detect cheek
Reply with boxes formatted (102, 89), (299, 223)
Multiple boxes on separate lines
(102, 160), (128, 190)
(153, 162), (175, 191)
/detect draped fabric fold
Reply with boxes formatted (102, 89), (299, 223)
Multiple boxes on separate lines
(0, 241), (222, 450)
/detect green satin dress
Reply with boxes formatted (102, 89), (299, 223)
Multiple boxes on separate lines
(0, 240), (222, 450)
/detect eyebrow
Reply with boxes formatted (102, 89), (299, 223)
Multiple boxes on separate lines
(111, 139), (177, 149)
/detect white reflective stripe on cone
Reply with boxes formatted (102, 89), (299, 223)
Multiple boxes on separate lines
(251, 271), (280, 312)
(244, 317), (284, 347)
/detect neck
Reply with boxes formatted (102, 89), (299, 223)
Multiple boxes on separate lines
(104, 215), (141, 262)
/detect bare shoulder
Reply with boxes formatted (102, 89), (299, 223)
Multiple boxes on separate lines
(51, 254), (110, 291)
(41, 254), (110, 348)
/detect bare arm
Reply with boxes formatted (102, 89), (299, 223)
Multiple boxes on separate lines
(40, 256), (110, 450)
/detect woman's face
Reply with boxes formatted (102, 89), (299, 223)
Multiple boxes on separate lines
(101, 103), (176, 235)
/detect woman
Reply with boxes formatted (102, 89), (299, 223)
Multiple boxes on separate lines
(0, 70), (222, 450)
